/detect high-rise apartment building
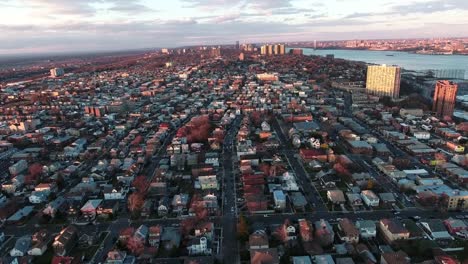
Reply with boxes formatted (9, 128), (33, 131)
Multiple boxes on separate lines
(50, 68), (65, 78)
(260, 44), (286, 55)
(267, 45), (273, 55)
(366, 65), (401, 98)
(273, 44), (279, 55)
(279, 44), (285, 55)
(432, 80), (458, 118)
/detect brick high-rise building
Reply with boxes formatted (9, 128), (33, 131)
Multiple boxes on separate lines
(366, 65), (401, 98)
(432, 80), (458, 118)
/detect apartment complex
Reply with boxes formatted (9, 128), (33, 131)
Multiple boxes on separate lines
(260, 44), (285, 55)
(366, 65), (401, 98)
(432, 80), (458, 118)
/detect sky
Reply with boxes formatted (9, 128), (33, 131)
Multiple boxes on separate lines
(0, 0), (468, 54)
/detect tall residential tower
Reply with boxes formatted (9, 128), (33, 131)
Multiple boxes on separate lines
(432, 80), (458, 118)
(366, 65), (401, 98)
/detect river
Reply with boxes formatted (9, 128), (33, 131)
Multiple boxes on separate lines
(289, 48), (468, 79)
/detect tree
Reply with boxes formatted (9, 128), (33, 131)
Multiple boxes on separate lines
(259, 163), (271, 176)
(132, 175), (148, 194)
(56, 174), (65, 190)
(315, 225), (333, 247)
(126, 236), (144, 256)
(237, 215), (249, 242)
(186, 115), (212, 143)
(333, 163), (351, 182)
(274, 219), (294, 245)
(118, 227), (135, 244)
(251, 111), (262, 127)
(127, 193), (145, 215)
(191, 200), (208, 221)
(270, 163), (286, 177)
(28, 163), (43, 179)
(180, 217), (196, 236)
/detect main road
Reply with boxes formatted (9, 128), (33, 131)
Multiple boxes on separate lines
(221, 116), (241, 264)
(271, 117), (328, 212)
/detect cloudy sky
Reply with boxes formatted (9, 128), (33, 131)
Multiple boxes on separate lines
(0, 0), (467, 54)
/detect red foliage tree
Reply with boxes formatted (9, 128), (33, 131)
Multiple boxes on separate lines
(132, 175), (148, 194)
(333, 163), (351, 180)
(128, 193), (145, 214)
(251, 111), (262, 127)
(180, 217), (197, 236)
(119, 227), (135, 243)
(186, 115), (212, 143)
(259, 163), (271, 176)
(270, 164), (286, 177)
(275, 219), (291, 244)
(131, 135), (143, 146)
(434, 152), (446, 162)
(28, 163), (43, 178)
(126, 236), (145, 256)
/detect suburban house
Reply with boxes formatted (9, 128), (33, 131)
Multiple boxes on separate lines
(27, 229), (50, 256)
(43, 197), (67, 218)
(96, 200), (119, 219)
(249, 230), (269, 250)
(444, 218), (468, 237)
(172, 193), (189, 213)
(327, 190), (345, 204)
(187, 237), (211, 256)
(273, 190), (286, 210)
(10, 236), (31, 257)
(53, 225), (78, 256)
(346, 193), (363, 207)
(103, 186), (127, 200)
(148, 226), (162, 248)
(80, 199), (102, 221)
(420, 220), (452, 240)
(250, 248), (279, 264)
(380, 251), (411, 264)
(337, 218), (359, 243)
(379, 219), (410, 243)
(29, 191), (49, 204)
(134, 225), (149, 242)
(361, 190), (380, 207)
(356, 220), (377, 239)
(105, 250), (136, 264)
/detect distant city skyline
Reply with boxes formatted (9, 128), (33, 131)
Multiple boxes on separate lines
(1, 0), (468, 54)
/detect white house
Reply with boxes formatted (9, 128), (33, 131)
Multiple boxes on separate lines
(273, 190), (286, 210)
(356, 220), (377, 239)
(420, 220), (453, 240)
(187, 236), (211, 255)
(29, 191), (49, 204)
(361, 190), (380, 207)
(10, 236), (31, 257)
(28, 242), (48, 256)
(261, 121), (271, 131)
(103, 187), (127, 200)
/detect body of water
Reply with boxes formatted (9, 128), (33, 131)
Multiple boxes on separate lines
(292, 48), (468, 79)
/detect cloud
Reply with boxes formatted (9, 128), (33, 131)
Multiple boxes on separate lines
(181, 0), (243, 10)
(390, 0), (468, 15)
(18, 0), (153, 16)
(1, 0), (468, 54)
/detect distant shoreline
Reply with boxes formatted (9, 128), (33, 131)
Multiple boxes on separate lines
(294, 47), (468, 56)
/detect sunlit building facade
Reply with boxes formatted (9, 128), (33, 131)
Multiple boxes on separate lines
(366, 65), (401, 98)
(432, 80), (458, 118)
